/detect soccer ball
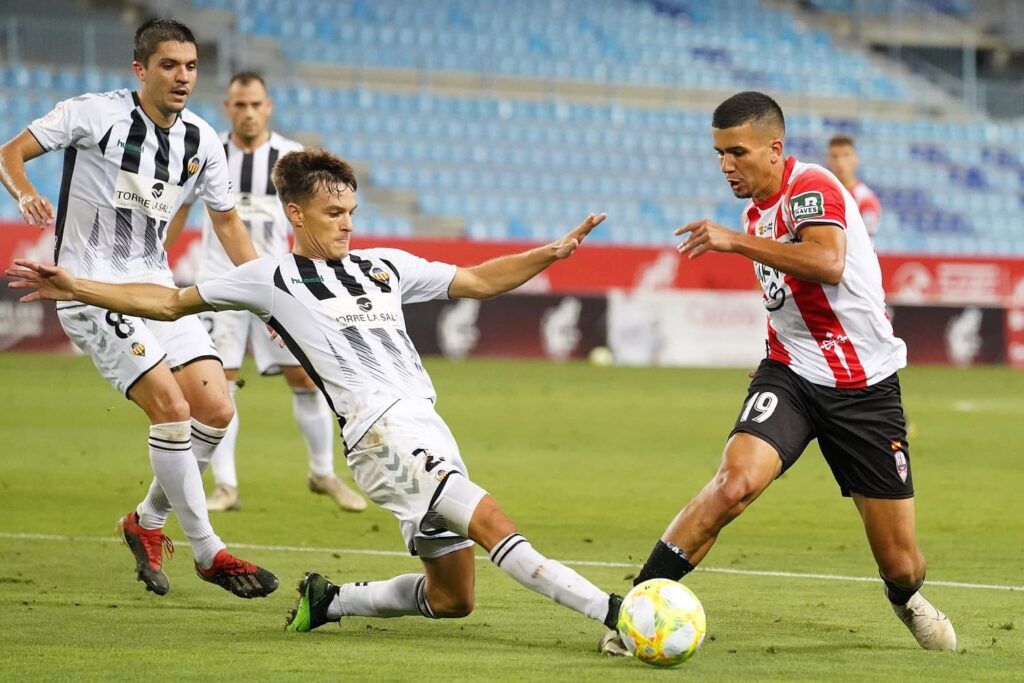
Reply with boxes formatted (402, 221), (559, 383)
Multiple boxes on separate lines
(617, 579), (707, 667)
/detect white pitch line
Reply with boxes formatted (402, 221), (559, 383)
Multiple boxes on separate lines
(0, 531), (1021, 593)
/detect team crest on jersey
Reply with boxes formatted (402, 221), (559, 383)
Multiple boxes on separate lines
(893, 450), (908, 483)
(755, 221), (772, 238)
(187, 155), (201, 176)
(369, 266), (391, 284)
(130, 341), (146, 357)
(790, 191), (825, 220)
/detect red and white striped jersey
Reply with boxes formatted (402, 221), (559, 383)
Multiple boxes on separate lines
(849, 180), (882, 239)
(740, 157), (906, 388)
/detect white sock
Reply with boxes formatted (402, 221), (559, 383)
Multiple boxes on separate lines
(210, 381), (240, 488)
(138, 421), (225, 567)
(138, 417), (229, 526)
(328, 574), (433, 619)
(292, 389), (335, 477)
(190, 418), (229, 475)
(490, 533), (610, 624)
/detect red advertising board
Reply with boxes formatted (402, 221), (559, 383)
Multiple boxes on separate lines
(3, 222), (1024, 365)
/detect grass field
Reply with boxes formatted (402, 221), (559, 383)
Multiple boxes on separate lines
(0, 353), (1022, 680)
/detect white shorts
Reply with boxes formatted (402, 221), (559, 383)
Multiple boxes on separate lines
(347, 400), (481, 559)
(199, 309), (297, 375)
(57, 303), (221, 397)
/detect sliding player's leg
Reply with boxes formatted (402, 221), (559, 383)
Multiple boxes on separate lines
(286, 544), (476, 632)
(286, 401), (618, 635)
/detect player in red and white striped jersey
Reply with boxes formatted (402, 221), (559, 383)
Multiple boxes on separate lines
(738, 153), (902, 387)
(614, 92), (955, 654)
(827, 134), (882, 247)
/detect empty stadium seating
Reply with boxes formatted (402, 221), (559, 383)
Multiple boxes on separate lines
(0, 0), (1020, 256)
(191, 0), (910, 102)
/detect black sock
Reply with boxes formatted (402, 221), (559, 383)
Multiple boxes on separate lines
(603, 593), (622, 630)
(634, 540), (695, 586)
(882, 572), (924, 606)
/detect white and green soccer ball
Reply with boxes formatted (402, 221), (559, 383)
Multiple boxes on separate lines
(617, 579), (707, 667)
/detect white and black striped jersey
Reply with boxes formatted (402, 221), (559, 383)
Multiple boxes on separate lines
(196, 248), (458, 447)
(195, 131), (303, 282)
(28, 89), (233, 287)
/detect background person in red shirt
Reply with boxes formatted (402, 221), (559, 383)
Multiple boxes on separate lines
(827, 134), (882, 249)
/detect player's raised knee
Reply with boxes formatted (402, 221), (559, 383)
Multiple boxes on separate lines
(880, 552), (926, 588)
(191, 396), (234, 429)
(711, 470), (759, 512)
(429, 591), (475, 618)
(145, 395), (191, 424)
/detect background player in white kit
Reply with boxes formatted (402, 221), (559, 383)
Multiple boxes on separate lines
(8, 150), (626, 646)
(166, 72), (365, 513)
(0, 19), (277, 599)
(602, 92), (955, 655)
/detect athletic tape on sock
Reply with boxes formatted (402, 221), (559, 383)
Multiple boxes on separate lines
(148, 421), (191, 452)
(414, 576), (438, 619)
(429, 473), (487, 538)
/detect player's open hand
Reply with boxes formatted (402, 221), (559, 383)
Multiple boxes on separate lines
(551, 212), (606, 259)
(17, 194), (54, 228)
(5, 259), (77, 302)
(675, 219), (735, 259)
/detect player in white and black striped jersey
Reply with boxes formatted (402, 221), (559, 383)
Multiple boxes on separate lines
(165, 73), (365, 514)
(0, 19), (277, 599)
(8, 150), (625, 646)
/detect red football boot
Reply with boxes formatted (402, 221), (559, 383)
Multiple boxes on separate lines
(116, 511), (174, 596)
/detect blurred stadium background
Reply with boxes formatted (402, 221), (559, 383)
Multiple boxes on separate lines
(2, 0), (1024, 368)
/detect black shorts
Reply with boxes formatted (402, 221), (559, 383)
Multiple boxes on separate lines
(730, 359), (913, 499)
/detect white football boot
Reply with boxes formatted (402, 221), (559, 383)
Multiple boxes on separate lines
(206, 484), (241, 511)
(308, 472), (367, 512)
(890, 591), (957, 651)
(598, 629), (631, 657)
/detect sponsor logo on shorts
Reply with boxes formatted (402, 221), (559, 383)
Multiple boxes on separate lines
(130, 341), (146, 357)
(894, 450), (908, 483)
(790, 191), (825, 220)
(369, 266), (391, 284)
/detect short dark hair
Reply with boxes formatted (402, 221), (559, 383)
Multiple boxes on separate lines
(828, 134), (856, 148)
(712, 91), (785, 136)
(134, 18), (196, 65)
(272, 150), (358, 206)
(229, 71), (267, 89)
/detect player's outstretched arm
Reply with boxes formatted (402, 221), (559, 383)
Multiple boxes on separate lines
(449, 212), (605, 299)
(675, 220), (846, 285)
(208, 206), (258, 265)
(0, 130), (54, 227)
(6, 259), (211, 321)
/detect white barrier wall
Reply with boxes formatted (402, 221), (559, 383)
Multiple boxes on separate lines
(608, 290), (766, 367)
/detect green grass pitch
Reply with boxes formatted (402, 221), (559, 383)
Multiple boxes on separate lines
(0, 353), (1021, 680)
